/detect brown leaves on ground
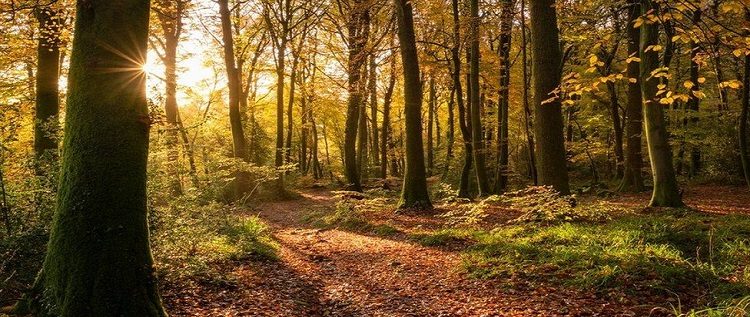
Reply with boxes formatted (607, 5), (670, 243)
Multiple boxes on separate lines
(162, 185), (750, 316)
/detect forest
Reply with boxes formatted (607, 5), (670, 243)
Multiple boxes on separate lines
(1, 0), (750, 315)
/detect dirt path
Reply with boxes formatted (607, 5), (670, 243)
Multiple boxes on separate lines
(163, 190), (639, 317)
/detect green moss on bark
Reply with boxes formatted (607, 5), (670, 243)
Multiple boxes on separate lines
(17, 1), (168, 316)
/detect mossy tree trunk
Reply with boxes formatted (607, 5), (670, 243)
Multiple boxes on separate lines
(469, 0), (491, 197)
(530, 0), (570, 194)
(640, 0), (683, 207)
(740, 9), (750, 190)
(17, 0), (167, 315)
(619, 0), (645, 193)
(394, 0), (432, 209)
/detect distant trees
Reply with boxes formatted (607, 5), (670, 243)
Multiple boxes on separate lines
(16, 0), (167, 314)
(619, 0), (645, 193)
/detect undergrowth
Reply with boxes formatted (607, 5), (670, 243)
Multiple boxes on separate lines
(463, 210), (750, 309)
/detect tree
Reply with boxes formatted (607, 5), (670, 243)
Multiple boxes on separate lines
(152, 0), (191, 194)
(451, 0), (473, 198)
(219, 0), (251, 199)
(530, 0), (570, 194)
(33, 5), (62, 173)
(640, 0), (683, 207)
(15, 0), (167, 315)
(394, 0), (431, 209)
(494, 0), (512, 193)
(469, 0), (490, 197)
(342, 0), (370, 192)
(619, 0), (645, 193)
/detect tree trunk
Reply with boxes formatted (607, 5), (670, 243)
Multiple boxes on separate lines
(16, 1), (167, 315)
(395, 0), (432, 209)
(741, 10), (750, 190)
(343, 1), (368, 192)
(285, 56), (298, 166)
(381, 53), (396, 180)
(219, 0), (250, 199)
(607, 81), (624, 178)
(470, 0), (491, 196)
(619, 0), (645, 193)
(495, 0), (512, 193)
(687, 8), (702, 177)
(427, 75), (436, 176)
(530, 0), (570, 194)
(640, 0), (683, 207)
(369, 54), (380, 169)
(155, 1), (184, 195)
(452, 0), (473, 198)
(521, 0), (537, 185)
(33, 7), (62, 181)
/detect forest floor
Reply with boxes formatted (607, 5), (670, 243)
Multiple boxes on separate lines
(160, 185), (750, 317)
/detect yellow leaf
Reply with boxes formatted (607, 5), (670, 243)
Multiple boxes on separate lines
(628, 78), (638, 84)
(697, 77), (706, 84)
(683, 81), (694, 89)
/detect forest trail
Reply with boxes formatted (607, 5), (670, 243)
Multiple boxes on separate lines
(162, 189), (635, 317)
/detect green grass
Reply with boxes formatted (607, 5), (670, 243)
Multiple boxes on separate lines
(462, 210), (750, 308)
(303, 200), (401, 237)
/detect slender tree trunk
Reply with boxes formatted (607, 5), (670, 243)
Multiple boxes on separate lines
(395, 0), (432, 209)
(530, 0), (570, 194)
(470, 0), (490, 196)
(427, 75), (436, 176)
(369, 54), (380, 169)
(381, 53), (396, 180)
(619, 0), (645, 192)
(640, 0), (683, 207)
(495, 0), (512, 193)
(687, 8), (702, 177)
(33, 7), (62, 183)
(521, 0), (537, 185)
(607, 81), (624, 178)
(285, 56), (298, 166)
(452, 0), (473, 198)
(16, 1), (167, 314)
(443, 82), (456, 178)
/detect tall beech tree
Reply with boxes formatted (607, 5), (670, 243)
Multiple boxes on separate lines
(530, 0), (570, 194)
(469, 0), (490, 196)
(394, 0), (431, 209)
(640, 0), (683, 207)
(16, 0), (167, 315)
(619, 0), (645, 193)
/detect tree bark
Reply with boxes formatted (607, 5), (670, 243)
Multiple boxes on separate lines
(530, 0), (570, 194)
(741, 9), (750, 190)
(395, 0), (432, 209)
(381, 53), (396, 180)
(687, 8), (702, 177)
(427, 75), (436, 176)
(470, 0), (491, 196)
(219, 0), (251, 199)
(17, 0), (167, 315)
(640, 0), (683, 207)
(495, 0), (512, 193)
(369, 54), (380, 169)
(343, 0), (368, 191)
(619, 0), (645, 193)
(452, 0), (473, 198)
(521, 0), (537, 185)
